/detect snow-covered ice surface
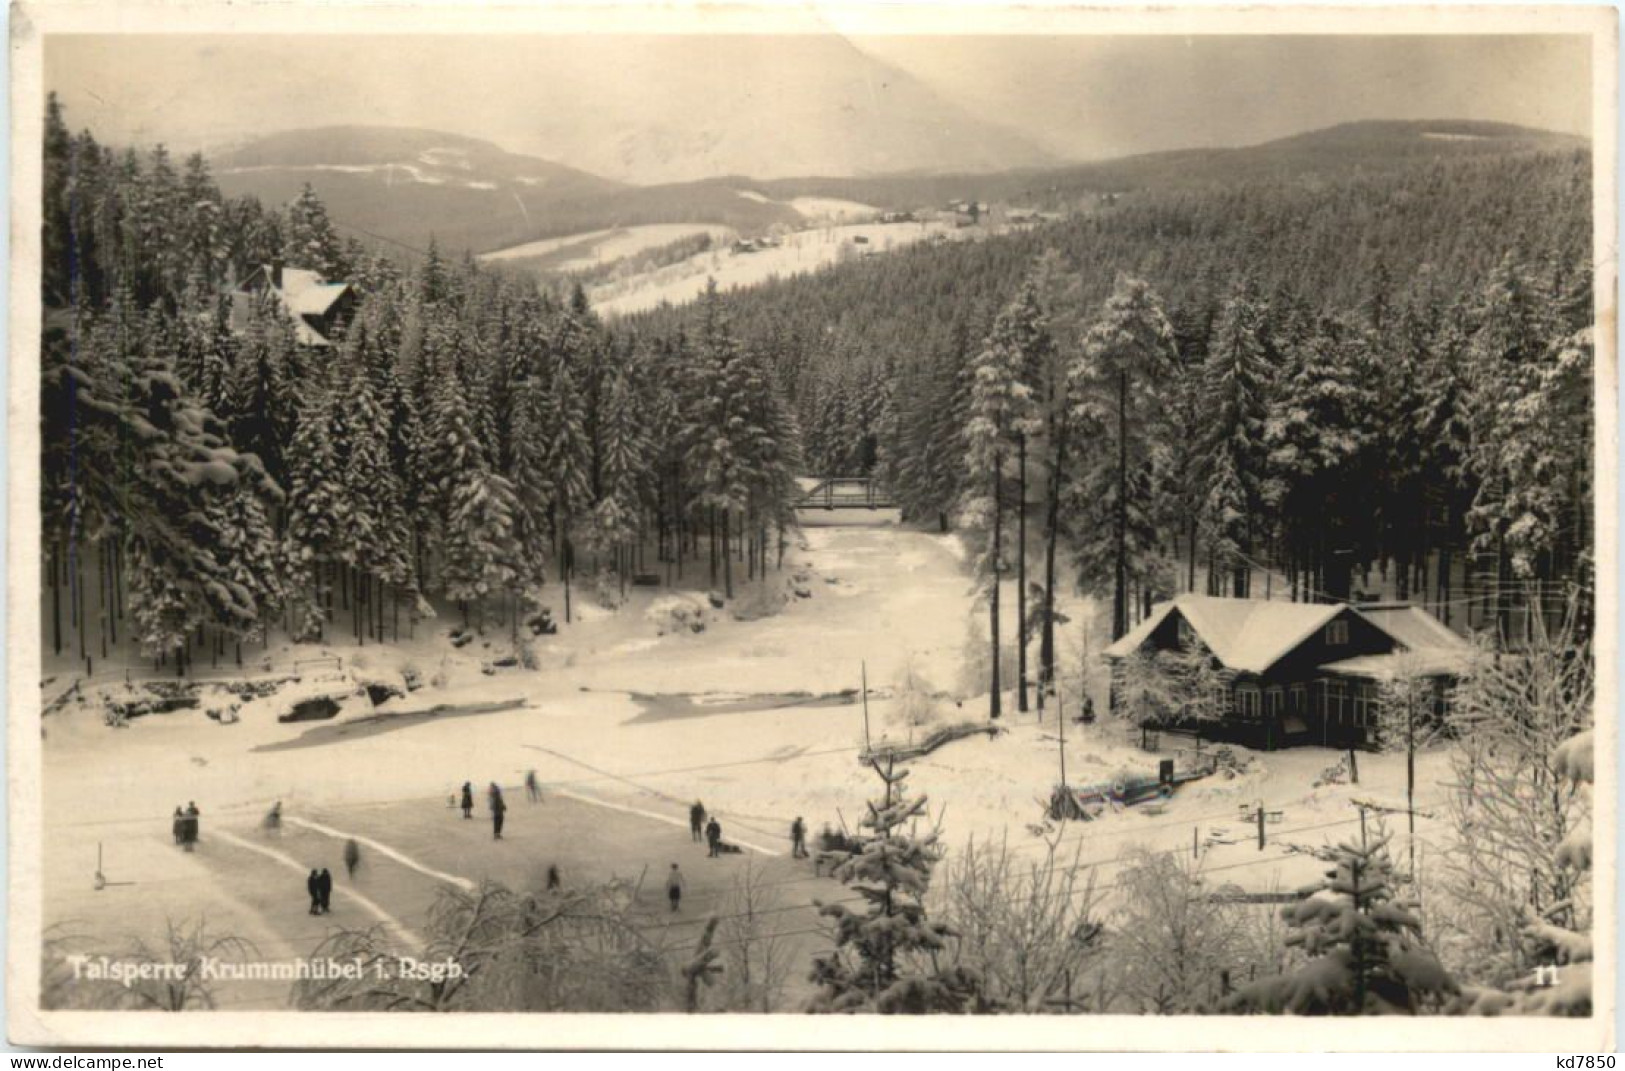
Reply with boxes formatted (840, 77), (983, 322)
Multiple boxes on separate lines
(588, 220), (972, 317)
(41, 510), (1457, 961)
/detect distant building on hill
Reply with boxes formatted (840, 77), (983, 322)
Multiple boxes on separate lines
(230, 258), (355, 347)
(1103, 594), (1473, 750)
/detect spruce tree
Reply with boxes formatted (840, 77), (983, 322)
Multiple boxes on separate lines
(1199, 283), (1272, 598)
(963, 291), (1039, 719)
(807, 756), (986, 1013)
(282, 383), (343, 641)
(1230, 836), (1456, 1015)
(1070, 274), (1176, 638)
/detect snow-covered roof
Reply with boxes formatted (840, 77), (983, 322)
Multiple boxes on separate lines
(1316, 606), (1473, 679)
(1354, 604), (1470, 653)
(1104, 594), (1345, 675)
(239, 265), (352, 346)
(1105, 594), (1472, 679)
(1316, 649), (1473, 680)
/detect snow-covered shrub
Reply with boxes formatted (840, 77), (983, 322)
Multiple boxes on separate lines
(1229, 836), (1457, 1015)
(1438, 611), (1591, 990)
(935, 836), (1104, 1012)
(1105, 849), (1243, 1013)
(891, 652), (940, 730)
(953, 617), (1016, 703)
(730, 580), (788, 622)
(291, 879), (669, 1012)
(645, 594), (711, 636)
(590, 569), (625, 611)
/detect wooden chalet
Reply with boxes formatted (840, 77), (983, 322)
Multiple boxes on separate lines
(230, 259), (355, 348)
(1102, 595), (1473, 749)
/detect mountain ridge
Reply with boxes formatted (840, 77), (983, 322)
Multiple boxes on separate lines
(209, 118), (1588, 260)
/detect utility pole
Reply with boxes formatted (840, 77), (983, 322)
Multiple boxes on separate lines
(861, 661), (872, 753)
(1248, 801), (1283, 851)
(1057, 680), (1067, 789)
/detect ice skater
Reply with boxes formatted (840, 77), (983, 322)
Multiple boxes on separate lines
(489, 783), (507, 840)
(689, 800), (706, 842)
(307, 869), (323, 915)
(666, 863), (686, 912)
(343, 838), (361, 878)
(705, 817), (722, 858)
(546, 864), (562, 892)
(791, 816), (808, 859)
(172, 806), (185, 846)
(460, 782), (474, 820)
(263, 800), (282, 835)
(183, 801), (200, 850)
(316, 868), (333, 914)
(525, 769), (542, 803)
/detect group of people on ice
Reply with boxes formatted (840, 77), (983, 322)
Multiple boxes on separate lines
(686, 800), (811, 860)
(454, 770), (549, 840)
(306, 867), (334, 915)
(170, 802), (201, 850)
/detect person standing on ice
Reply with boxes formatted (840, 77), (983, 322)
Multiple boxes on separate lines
(172, 806), (185, 846)
(705, 817), (722, 858)
(546, 864), (562, 892)
(343, 838), (361, 878)
(791, 817), (808, 859)
(489, 783), (507, 840)
(525, 770), (542, 803)
(183, 802), (200, 850)
(689, 801), (706, 842)
(307, 869), (323, 915)
(666, 863), (687, 912)
(316, 868), (333, 914)
(263, 801), (282, 836)
(460, 782), (474, 820)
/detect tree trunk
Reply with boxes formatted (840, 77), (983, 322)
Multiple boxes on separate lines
(1040, 420), (1068, 713)
(563, 535), (574, 624)
(1114, 369), (1129, 640)
(990, 465), (1002, 720)
(723, 509), (734, 600)
(1017, 434), (1029, 714)
(1187, 516), (1198, 594)
(50, 541), (61, 656)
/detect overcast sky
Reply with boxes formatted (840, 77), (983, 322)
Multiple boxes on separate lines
(45, 33), (1592, 181)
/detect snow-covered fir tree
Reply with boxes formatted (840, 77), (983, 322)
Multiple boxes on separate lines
(807, 756), (986, 1013)
(1230, 836), (1457, 1015)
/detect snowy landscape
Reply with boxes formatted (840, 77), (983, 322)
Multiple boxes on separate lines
(23, 24), (1603, 1037)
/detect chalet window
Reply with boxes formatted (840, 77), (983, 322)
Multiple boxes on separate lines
(1351, 683), (1378, 728)
(1325, 620), (1350, 646)
(1209, 685), (1232, 716)
(1266, 687), (1284, 718)
(1289, 683), (1307, 714)
(1324, 679), (1347, 722)
(1236, 685), (1261, 719)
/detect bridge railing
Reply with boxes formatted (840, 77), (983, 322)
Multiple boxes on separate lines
(795, 477), (895, 510)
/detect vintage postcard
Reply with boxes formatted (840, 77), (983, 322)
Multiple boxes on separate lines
(7, 1), (1617, 1051)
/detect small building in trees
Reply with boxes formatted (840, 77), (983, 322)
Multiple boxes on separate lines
(1102, 595), (1472, 749)
(230, 259), (354, 347)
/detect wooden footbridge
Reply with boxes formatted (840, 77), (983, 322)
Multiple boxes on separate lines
(795, 477), (896, 511)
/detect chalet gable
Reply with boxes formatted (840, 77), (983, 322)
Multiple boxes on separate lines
(230, 260), (353, 347)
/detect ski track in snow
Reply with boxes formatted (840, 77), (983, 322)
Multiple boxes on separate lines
(284, 816), (476, 892)
(551, 787), (784, 858)
(213, 828), (423, 946)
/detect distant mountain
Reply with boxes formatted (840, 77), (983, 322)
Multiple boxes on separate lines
(213, 126), (630, 255)
(214, 119), (1586, 262)
(505, 34), (1061, 184)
